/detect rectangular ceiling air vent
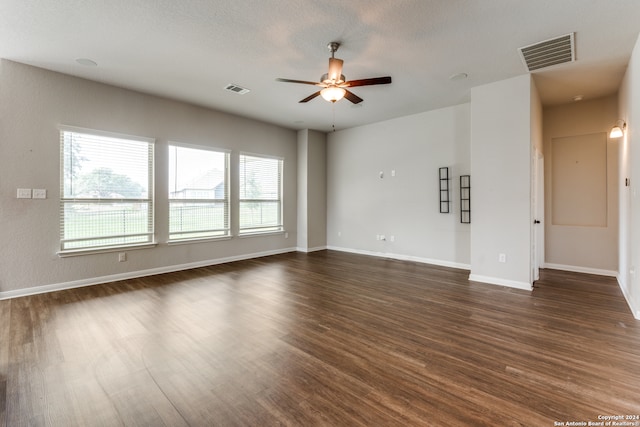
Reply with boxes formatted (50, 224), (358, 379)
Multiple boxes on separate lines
(518, 33), (575, 72)
(224, 84), (250, 95)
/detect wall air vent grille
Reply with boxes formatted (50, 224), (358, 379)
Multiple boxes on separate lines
(224, 84), (250, 95)
(518, 33), (575, 72)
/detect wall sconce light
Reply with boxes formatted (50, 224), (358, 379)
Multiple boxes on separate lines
(609, 120), (626, 138)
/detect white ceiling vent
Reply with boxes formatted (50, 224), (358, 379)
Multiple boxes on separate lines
(518, 33), (575, 72)
(224, 84), (250, 95)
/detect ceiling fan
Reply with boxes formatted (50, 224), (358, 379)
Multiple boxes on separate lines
(276, 42), (392, 104)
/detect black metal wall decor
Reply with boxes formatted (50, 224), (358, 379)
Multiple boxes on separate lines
(460, 175), (471, 223)
(439, 167), (450, 213)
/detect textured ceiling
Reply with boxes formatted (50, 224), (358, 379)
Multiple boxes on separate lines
(1, 0), (639, 132)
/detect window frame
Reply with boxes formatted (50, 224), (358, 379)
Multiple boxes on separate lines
(238, 152), (284, 236)
(58, 125), (155, 255)
(168, 143), (231, 243)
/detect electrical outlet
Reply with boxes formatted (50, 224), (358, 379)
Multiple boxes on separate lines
(33, 189), (47, 199)
(17, 188), (32, 199)
(390, 235), (395, 242)
(118, 252), (127, 262)
(499, 253), (507, 263)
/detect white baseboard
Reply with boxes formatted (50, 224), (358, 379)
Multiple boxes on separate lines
(326, 245), (471, 271)
(297, 245), (328, 253)
(0, 247), (297, 301)
(5, 247), (628, 317)
(617, 275), (640, 320)
(468, 274), (533, 291)
(543, 263), (618, 277)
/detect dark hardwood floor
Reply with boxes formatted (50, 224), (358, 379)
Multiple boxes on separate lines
(2, 250), (639, 426)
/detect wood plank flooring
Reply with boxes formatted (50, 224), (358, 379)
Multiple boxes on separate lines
(1, 250), (640, 426)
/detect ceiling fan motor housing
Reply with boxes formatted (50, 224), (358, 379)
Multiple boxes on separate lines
(321, 72), (345, 85)
(325, 58), (344, 84)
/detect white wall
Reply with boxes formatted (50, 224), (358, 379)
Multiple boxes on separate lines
(469, 74), (535, 289)
(618, 34), (640, 319)
(0, 60), (298, 297)
(326, 104), (471, 268)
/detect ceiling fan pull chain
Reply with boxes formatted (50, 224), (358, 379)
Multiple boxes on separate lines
(332, 102), (336, 132)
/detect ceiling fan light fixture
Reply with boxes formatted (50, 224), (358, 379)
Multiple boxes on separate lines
(321, 86), (346, 103)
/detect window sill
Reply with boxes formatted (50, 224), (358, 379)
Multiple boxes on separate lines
(238, 230), (286, 239)
(167, 235), (232, 246)
(58, 242), (158, 258)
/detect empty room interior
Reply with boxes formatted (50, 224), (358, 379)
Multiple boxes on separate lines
(1, 1), (640, 425)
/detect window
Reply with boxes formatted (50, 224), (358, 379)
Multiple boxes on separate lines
(169, 144), (229, 241)
(60, 127), (154, 252)
(239, 153), (283, 234)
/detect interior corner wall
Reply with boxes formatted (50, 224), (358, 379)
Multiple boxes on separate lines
(469, 74), (533, 290)
(0, 60), (297, 296)
(326, 103), (471, 269)
(297, 130), (309, 250)
(543, 96), (619, 275)
(618, 33), (640, 319)
(297, 129), (327, 252)
(306, 130), (327, 250)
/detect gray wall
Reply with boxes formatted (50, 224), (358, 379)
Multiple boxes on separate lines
(0, 60), (298, 296)
(297, 129), (327, 252)
(326, 104), (471, 268)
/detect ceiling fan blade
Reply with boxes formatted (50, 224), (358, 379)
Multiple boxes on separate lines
(343, 89), (363, 104)
(299, 91), (321, 103)
(276, 78), (324, 86)
(344, 76), (392, 87)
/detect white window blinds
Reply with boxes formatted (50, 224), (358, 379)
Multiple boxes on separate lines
(239, 154), (283, 234)
(59, 127), (154, 252)
(169, 144), (229, 241)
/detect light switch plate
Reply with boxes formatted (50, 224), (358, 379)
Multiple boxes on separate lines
(17, 188), (32, 199)
(33, 189), (47, 199)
